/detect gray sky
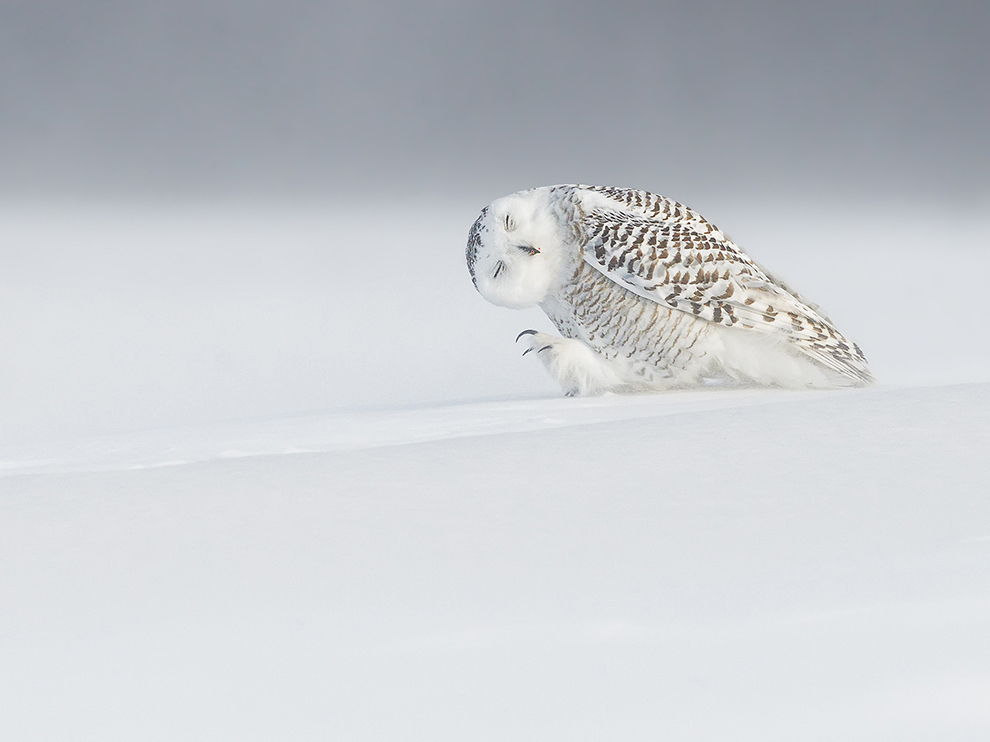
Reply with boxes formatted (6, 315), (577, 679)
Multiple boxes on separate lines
(1, 0), (987, 202)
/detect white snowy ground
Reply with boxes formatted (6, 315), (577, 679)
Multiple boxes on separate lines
(1, 200), (989, 740)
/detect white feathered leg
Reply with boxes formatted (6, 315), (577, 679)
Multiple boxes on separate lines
(516, 330), (625, 396)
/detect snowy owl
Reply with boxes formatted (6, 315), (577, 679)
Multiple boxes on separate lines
(466, 185), (872, 396)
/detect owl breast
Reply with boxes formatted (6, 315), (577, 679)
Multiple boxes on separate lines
(540, 260), (718, 385)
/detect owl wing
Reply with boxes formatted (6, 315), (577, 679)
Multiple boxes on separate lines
(573, 187), (872, 383)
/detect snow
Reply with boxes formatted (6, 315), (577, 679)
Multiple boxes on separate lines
(1, 201), (989, 740)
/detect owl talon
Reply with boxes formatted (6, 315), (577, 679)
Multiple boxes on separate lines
(538, 345), (552, 353)
(515, 329), (538, 342)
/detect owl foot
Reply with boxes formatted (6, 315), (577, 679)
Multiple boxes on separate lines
(515, 330), (625, 397)
(516, 329), (552, 356)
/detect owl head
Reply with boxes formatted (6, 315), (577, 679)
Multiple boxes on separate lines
(465, 188), (569, 309)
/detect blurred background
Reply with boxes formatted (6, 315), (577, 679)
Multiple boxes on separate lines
(1, 0), (989, 445)
(2, 0), (988, 203)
